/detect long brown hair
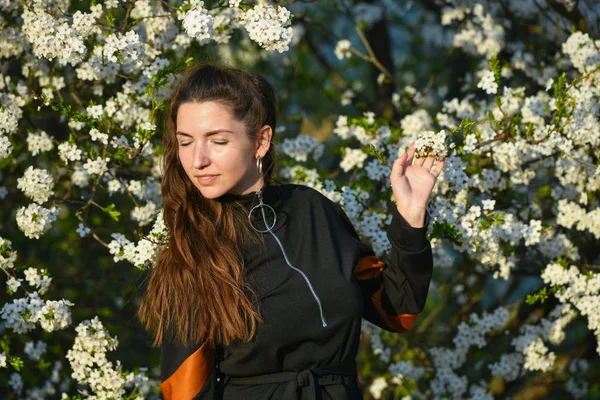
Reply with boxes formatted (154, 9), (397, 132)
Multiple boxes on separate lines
(138, 63), (278, 347)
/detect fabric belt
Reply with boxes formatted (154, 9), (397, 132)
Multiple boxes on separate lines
(224, 359), (358, 400)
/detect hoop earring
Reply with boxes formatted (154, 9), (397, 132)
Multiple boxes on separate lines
(256, 156), (263, 175)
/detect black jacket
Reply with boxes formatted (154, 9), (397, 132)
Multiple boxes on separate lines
(160, 183), (432, 399)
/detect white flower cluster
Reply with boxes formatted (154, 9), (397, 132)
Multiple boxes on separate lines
(212, 7), (242, 44)
(557, 199), (600, 239)
(428, 307), (509, 398)
(334, 39), (352, 60)
(1, 290), (72, 334)
(561, 32), (600, 74)
(445, 4), (505, 59)
(17, 166), (54, 204)
(542, 262), (600, 353)
(66, 317), (126, 398)
(21, 8), (88, 65)
(26, 130), (54, 155)
(401, 109), (433, 139)
(340, 89), (355, 106)
(361, 320), (390, 362)
(340, 148), (368, 172)
(71, 167), (91, 188)
(16, 203), (59, 239)
(389, 360), (426, 383)
(414, 130), (450, 159)
(0, 236), (17, 270)
(364, 159), (390, 182)
(23, 267), (52, 294)
(109, 210), (168, 268)
(0, 134), (12, 158)
(241, 2), (293, 53)
(66, 317), (157, 397)
(57, 141), (83, 164)
(333, 115), (386, 149)
(102, 31), (148, 74)
(280, 134), (323, 162)
(477, 70), (497, 95)
(126, 178), (161, 202)
(356, 211), (391, 255)
(83, 156), (109, 176)
(0, 106), (20, 136)
(280, 165), (323, 191)
(0, 106), (20, 159)
(503, 304), (577, 374)
(488, 352), (523, 381)
(340, 185), (368, 223)
(182, 1), (214, 42)
(131, 201), (158, 227)
(369, 376), (387, 399)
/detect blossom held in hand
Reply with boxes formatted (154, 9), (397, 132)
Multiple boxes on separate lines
(414, 130), (451, 159)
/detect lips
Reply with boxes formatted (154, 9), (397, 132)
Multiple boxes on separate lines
(196, 175), (218, 185)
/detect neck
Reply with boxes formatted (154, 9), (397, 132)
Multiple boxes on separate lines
(241, 176), (265, 195)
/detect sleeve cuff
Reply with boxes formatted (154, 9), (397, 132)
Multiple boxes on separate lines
(386, 208), (430, 252)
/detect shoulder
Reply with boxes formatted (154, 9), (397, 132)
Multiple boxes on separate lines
(272, 183), (343, 216)
(273, 183), (336, 207)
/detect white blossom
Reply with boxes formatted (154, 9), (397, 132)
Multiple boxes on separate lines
(17, 166), (54, 204)
(16, 203), (59, 239)
(26, 131), (54, 155)
(334, 39), (351, 60)
(340, 148), (368, 172)
(477, 70), (498, 94)
(241, 3), (293, 53)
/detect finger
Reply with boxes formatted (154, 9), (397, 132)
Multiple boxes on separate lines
(391, 152), (408, 178)
(405, 142), (416, 166)
(422, 155), (435, 170)
(431, 158), (446, 177)
(413, 151), (426, 166)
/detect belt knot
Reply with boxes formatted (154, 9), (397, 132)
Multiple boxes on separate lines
(295, 369), (314, 388)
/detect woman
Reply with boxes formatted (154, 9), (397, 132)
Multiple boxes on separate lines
(138, 63), (445, 399)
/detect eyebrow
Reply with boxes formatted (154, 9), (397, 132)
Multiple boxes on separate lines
(175, 129), (234, 138)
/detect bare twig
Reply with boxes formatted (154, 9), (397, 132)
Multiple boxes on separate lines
(355, 25), (392, 79)
(121, 0), (137, 34)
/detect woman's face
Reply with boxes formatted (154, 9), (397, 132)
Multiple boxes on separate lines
(176, 101), (269, 199)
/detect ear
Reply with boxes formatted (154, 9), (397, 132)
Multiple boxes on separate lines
(254, 125), (273, 158)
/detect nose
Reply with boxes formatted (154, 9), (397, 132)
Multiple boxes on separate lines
(192, 144), (210, 169)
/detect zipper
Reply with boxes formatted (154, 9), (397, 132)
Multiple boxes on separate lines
(253, 190), (328, 328)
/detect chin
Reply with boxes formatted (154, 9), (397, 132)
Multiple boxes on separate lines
(200, 189), (225, 200)
(194, 185), (226, 200)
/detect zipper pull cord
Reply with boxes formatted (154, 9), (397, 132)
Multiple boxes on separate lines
(248, 190), (328, 328)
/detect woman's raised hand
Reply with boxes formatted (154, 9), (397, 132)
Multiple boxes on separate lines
(390, 142), (446, 228)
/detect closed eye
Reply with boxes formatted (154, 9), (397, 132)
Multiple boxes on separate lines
(212, 141), (228, 145)
(179, 142), (191, 147)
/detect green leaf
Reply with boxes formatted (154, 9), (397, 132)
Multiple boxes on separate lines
(106, 13), (116, 27)
(9, 356), (24, 371)
(430, 221), (463, 246)
(102, 204), (121, 222)
(490, 54), (502, 84)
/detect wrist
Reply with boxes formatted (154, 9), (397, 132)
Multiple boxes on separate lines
(397, 207), (426, 228)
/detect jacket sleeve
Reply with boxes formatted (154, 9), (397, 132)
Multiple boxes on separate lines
(160, 334), (220, 400)
(348, 207), (433, 333)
